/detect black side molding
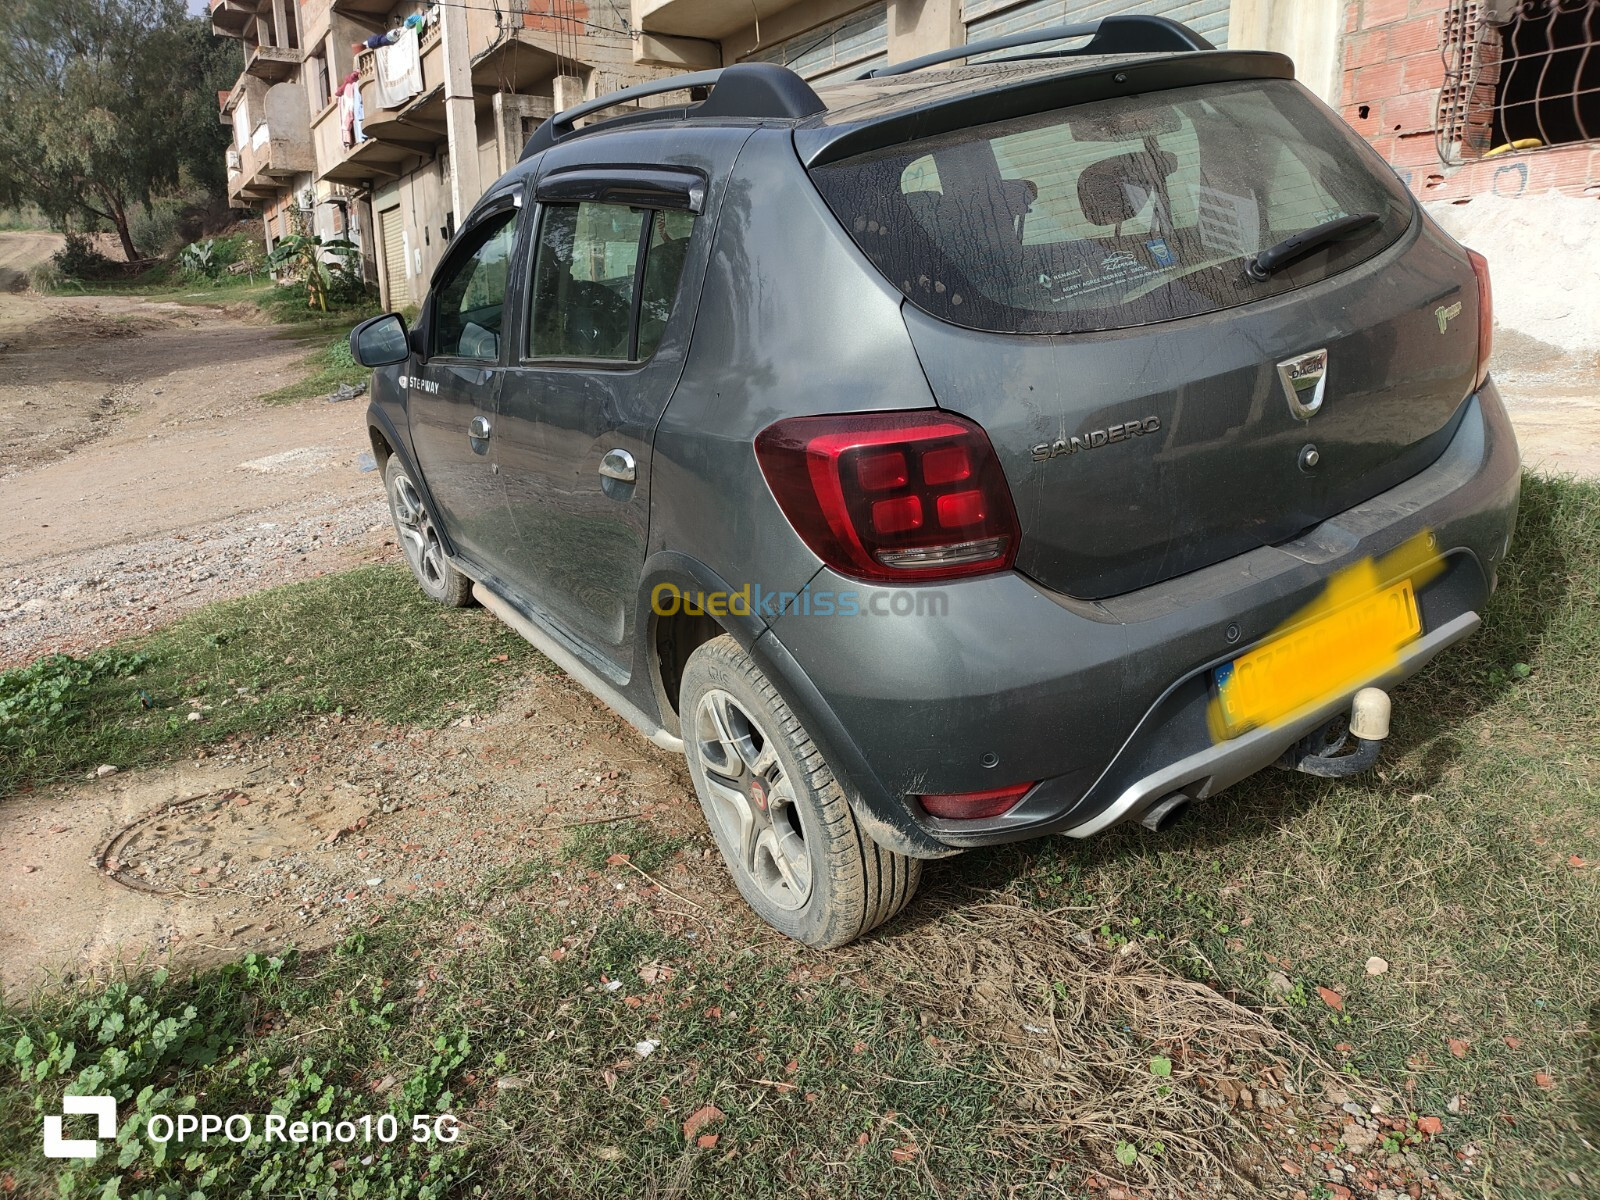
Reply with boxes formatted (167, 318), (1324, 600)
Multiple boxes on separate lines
(534, 166), (708, 213)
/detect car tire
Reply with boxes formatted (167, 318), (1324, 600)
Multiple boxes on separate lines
(383, 456), (472, 607)
(680, 635), (920, 948)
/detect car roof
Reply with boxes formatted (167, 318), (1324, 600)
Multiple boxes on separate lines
(518, 17), (1295, 169)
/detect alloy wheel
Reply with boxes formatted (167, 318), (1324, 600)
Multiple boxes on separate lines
(389, 471), (448, 591)
(693, 688), (813, 911)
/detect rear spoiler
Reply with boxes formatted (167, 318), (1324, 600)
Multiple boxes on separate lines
(796, 50), (1295, 168)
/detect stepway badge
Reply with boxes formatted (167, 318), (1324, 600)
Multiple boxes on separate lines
(1146, 238), (1177, 269)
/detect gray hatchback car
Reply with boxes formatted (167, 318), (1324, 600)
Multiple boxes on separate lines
(351, 16), (1521, 947)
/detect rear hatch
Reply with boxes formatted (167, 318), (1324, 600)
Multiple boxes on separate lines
(807, 76), (1482, 599)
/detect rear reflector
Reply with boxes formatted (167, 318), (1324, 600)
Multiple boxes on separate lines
(1468, 248), (1493, 391)
(754, 410), (1020, 583)
(918, 782), (1034, 820)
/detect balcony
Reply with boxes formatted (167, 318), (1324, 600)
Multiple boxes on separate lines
(314, 98), (436, 188)
(355, 24), (446, 145)
(330, 0), (398, 16)
(210, 0), (261, 37)
(633, 0), (795, 42)
(245, 42), (303, 83)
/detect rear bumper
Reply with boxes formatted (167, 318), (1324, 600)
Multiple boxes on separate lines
(757, 384), (1521, 856)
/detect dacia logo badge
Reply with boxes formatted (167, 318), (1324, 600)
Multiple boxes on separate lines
(1278, 349), (1328, 421)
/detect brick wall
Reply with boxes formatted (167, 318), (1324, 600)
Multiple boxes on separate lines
(1339, 0), (1600, 202)
(524, 1), (589, 35)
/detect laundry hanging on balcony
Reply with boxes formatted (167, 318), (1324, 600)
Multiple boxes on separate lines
(374, 26), (423, 109)
(337, 72), (365, 148)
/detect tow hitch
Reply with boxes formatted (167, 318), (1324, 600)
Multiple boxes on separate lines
(1279, 688), (1392, 778)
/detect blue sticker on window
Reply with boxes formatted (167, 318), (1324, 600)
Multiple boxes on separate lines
(1146, 238), (1177, 269)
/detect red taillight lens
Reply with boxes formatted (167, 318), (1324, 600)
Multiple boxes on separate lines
(1468, 247), (1493, 391)
(754, 411), (1020, 583)
(918, 782), (1034, 820)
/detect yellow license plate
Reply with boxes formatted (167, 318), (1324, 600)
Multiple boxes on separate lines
(1212, 578), (1422, 737)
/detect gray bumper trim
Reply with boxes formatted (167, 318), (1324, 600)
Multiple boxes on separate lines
(1061, 611), (1482, 838)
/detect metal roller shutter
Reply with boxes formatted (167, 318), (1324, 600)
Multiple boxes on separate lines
(963, 0), (1230, 50)
(744, 3), (890, 84)
(379, 206), (410, 310)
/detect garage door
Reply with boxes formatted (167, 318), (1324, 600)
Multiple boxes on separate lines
(378, 206), (410, 311)
(964, 0), (1230, 49)
(744, 3), (890, 84)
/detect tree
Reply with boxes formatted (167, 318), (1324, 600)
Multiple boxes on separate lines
(0, 0), (234, 260)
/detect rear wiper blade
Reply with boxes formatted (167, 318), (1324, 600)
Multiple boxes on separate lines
(1246, 212), (1381, 281)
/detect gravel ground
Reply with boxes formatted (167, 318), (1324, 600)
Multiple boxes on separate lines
(0, 492), (390, 668)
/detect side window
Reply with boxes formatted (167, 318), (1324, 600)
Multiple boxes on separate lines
(529, 202), (645, 360)
(431, 210), (517, 361)
(636, 209), (695, 359)
(528, 200), (697, 362)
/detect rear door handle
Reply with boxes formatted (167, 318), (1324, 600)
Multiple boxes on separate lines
(598, 448), (636, 483)
(468, 415), (491, 440)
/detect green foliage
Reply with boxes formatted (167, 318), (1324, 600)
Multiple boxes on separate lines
(0, 565), (543, 795)
(0, 651), (147, 763)
(179, 239), (219, 280)
(0, 3), (238, 258)
(3, 952), (473, 1199)
(128, 195), (189, 259)
(51, 232), (116, 280)
(267, 210), (367, 313)
(258, 333), (372, 405)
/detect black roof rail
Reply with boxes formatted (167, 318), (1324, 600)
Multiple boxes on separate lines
(859, 15), (1214, 79)
(520, 62), (826, 160)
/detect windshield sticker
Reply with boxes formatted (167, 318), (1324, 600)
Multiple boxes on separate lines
(1193, 185), (1260, 257)
(1146, 238), (1177, 269)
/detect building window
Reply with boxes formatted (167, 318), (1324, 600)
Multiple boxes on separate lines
(1440, 0), (1600, 160)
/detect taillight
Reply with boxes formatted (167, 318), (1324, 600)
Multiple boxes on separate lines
(754, 411), (1020, 583)
(1468, 248), (1493, 391)
(918, 782), (1034, 820)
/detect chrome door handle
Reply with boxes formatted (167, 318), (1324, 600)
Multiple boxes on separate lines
(598, 448), (636, 483)
(468, 415), (491, 440)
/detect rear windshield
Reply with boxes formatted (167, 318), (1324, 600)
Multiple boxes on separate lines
(808, 79), (1414, 335)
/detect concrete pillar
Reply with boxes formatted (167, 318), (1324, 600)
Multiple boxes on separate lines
(888, 0), (962, 64)
(493, 92), (555, 175)
(553, 73), (585, 111)
(439, 0), (483, 221)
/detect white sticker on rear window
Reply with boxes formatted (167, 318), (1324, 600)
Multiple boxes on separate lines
(1193, 186), (1261, 258)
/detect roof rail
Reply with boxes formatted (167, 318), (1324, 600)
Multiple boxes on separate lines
(521, 62), (826, 160)
(859, 15), (1214, 79)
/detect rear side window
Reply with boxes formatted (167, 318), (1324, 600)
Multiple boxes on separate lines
(809, 79), (1414, 335)
(528, 201), (696, 362)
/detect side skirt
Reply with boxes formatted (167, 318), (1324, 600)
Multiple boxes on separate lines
(470, 581), (686, 756)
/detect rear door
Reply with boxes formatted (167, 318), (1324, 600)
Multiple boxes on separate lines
(807, 78), (1481, 599)
(493, 170), (705, 672)
(405, 195), (521, 569)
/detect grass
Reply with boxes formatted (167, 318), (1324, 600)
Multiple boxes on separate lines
(0, 565), (545, 797)
(258, 331), (370, 405)
(956, 471), (1600, 1193)
(0, 473), (1596, 1198)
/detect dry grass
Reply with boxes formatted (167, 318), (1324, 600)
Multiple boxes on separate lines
(870, 889), (1367, 1195)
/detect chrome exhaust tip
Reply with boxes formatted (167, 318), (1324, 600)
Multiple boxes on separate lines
(1139, 791), (1193, 833)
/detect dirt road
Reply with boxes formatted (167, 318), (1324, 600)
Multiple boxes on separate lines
(0, 233), (387, 666)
